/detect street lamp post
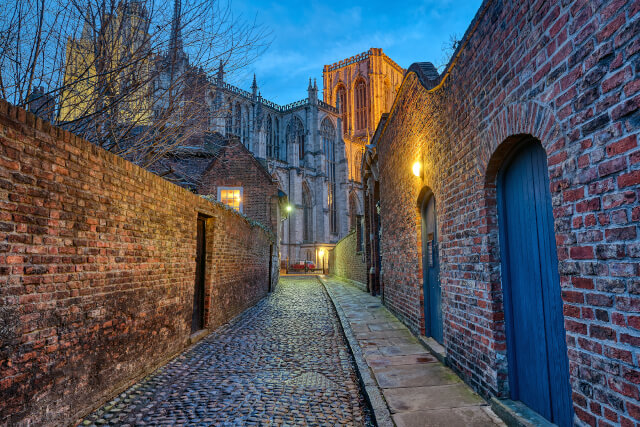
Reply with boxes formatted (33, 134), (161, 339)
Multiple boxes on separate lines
(319, 249), (325, 275)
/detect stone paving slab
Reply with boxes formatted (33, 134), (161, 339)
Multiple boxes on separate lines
(320, 276), (504, 427)
(365, 354), (438, 368)
(78, 277), (373, 426)
(383, 383), (485, 412)
(393, 406), (503, 427)
(374, 364), (460, 388)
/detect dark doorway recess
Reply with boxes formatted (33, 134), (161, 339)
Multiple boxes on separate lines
(497, 137), (573, 426)
(268, 244), (273, 292)
(420, 190), (443, 344)
(192, 217), (206, 333)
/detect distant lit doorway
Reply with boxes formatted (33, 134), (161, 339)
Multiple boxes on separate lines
(420, 191), (443, 344)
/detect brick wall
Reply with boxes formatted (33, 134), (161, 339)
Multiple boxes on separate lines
(374, 0), (639, 425)
(329, 229), (367, 289)
(198, 141), (280, 234)
(0, 100), (276, 425)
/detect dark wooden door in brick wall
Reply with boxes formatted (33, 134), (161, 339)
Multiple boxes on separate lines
(498, 139), (572, 426)
(421, 194), (443, 344)
(192, 217), (206, 333)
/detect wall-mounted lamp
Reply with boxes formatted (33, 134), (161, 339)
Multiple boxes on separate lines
(412, 161), (422, 177)
(285, 204), (293, 213)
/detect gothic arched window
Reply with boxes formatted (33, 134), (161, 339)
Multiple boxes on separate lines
(266, 116), (274, 157)
(286, 116), (304, 161)
(336, 85), (347, 134)
(234, 102), (241, 136)
(225, 101), (232, 135)
(274, 117), (280, 160)
(384, 81), (392, 112)
(352, 148), (364, 182)
(322, 118), (337, 234)
(349, 192), (359, 230)
(303, 184), (312, 243)
(242, 106), (250, 148)
(355, 80), (367, 131)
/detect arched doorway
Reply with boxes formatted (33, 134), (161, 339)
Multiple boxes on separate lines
(498, 137), (572, 426)
(420, 190), (443, 344)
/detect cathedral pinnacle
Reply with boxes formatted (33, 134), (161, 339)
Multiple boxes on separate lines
(251, 74), (258, 97)
(169, 0), (184, 58)
(81, 4), (92, 39)
(217, 59), (225, 85)
(308, 77), (318, 104)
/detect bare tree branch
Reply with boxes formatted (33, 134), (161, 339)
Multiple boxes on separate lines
(0, 0), (270, 170)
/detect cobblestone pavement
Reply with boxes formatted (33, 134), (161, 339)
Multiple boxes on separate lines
(79, 276), (373, 426)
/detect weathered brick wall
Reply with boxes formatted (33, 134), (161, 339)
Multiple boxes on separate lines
(376, 0), (639, 424)
(0, 100), (275, 426)
(329, 230), (367, 288)
(198, 142), (279, 234)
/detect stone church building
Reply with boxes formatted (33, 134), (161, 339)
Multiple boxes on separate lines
(206, 72), (347, 267)
(209, 48), (405, 266)
(57, 0), (405, 268)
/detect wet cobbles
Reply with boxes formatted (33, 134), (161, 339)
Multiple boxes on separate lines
(78, 277), (373, 426)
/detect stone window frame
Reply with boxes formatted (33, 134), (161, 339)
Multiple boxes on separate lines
(302, 184), (313, 243)
(354, 79), (367, 131)
(218, 186), (243, 213)
(336, 84), (348, 134)
(321, 117), (338, 235)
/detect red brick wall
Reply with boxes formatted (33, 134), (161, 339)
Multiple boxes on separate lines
(198, 142), (279, 233)
(329, 230), (367, 288)
(375, 0), (639, 424)
(0, 100), (275, 426)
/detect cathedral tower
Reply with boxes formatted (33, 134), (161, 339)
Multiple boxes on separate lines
(322, 48), (404, 183)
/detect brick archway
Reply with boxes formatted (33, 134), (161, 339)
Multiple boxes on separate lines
(478, 101), (566, 182)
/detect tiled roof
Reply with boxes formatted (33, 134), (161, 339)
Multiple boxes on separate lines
(406, 62), (440, 89)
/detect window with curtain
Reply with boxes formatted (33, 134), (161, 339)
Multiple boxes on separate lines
(218, 187), (243, 212)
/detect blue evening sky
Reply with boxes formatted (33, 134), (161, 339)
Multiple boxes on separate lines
(228, 0), (483, 105)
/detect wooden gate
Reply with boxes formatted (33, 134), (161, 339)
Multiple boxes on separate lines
(498, 139), (572, 426)
(421, 193), (443, 344)
(191, 217), (206, 333)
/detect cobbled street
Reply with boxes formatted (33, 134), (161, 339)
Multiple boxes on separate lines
(79, 277), (373, 426)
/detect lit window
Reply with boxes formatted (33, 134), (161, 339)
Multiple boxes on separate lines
(218, 187), (243, 212)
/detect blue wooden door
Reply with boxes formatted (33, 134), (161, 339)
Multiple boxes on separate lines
(421, 195), (443, 344)
(498, 140), (573, 426)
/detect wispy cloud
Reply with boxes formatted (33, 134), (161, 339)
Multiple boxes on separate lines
(229, 0), (482, 103)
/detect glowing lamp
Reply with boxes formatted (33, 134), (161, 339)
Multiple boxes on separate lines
(319, 249), (325, 257)
(285, 205), (292, 212)
(412, 161), (422, 177)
